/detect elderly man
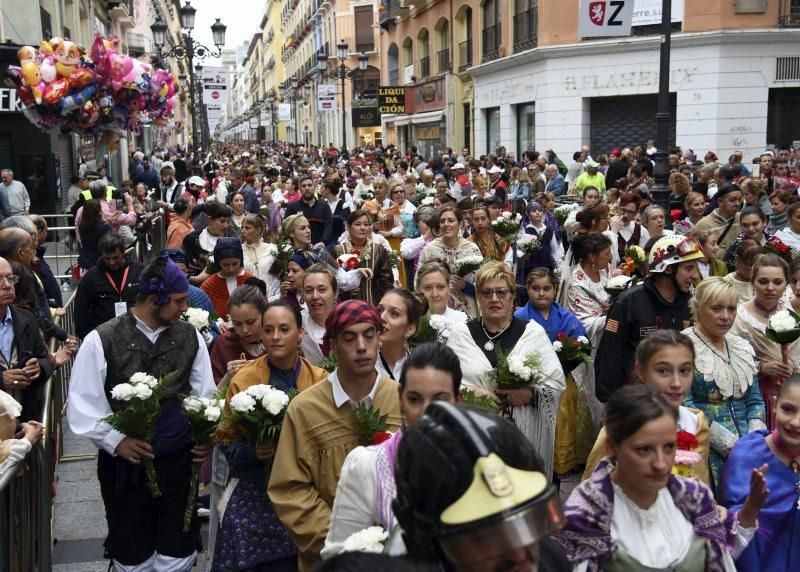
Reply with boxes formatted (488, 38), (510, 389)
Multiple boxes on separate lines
(545, 164), (566, 196)
(573, 160), (606, 195)
(0, 256), (53, 421)
(74, 233), (144, 339)
(1, 169), (30, 216)
(450, 162), (472, 199)
(487, 165), (507, 205)
(68, 256), (214, 571)
(269, 300), (402, 571)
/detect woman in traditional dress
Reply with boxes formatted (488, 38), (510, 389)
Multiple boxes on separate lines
(229, 191), (247, 230)
(683, 277), (766, 488)
(201, 238), (254, 320)
(400, 207), (439, 278)
(555, 385), (756, 571)
(299, 264), (338, 367)
(377, 182), (413, 287)
(722, 206), (769, 272)
(375, 289), (424, 382)
(775, 200), (800, 252)
(166, 197), (194, 249)
(333, 210), (394, 306)
(467, 203), (509, 262)
(444, 261), (565, 478)
(198, 202), (235, 254)
(516, 267), (593, 478)
(721, 375), (800, 571)
(415, 261), (468, 327)
(583, 330), (711, 486)
(690, 229), (728, 280)
(731, 253), (798, 429)
(240, 214), (279, 300)
(213, 301), (327, 572)
(321, 342), (462, 558)
(723, 239), (765, 303)
(506, 201), (564, 283)
(418, 206), (483, 317)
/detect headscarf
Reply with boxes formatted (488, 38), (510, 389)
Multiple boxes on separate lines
(282, 214), (308, 240)
(213, 237), (244, 264)
(139, 256), (189, 306)
(290, 252), (311, 270)
(160, 248), (190, 267)
(323, 300), (384, 347)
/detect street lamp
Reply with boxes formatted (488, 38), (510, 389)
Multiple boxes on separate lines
(151, 1), (226, 151)
(317, 39), (368, 150)
(286, 77), (308, 144)
(651, 0), (672, 228)
(265, 89), (279, 143)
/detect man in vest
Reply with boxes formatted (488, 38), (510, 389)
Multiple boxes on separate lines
(614, 193), (650, 262)
(68, 256), (214, 571)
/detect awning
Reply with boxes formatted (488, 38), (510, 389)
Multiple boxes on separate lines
(411, 110), (445, 124)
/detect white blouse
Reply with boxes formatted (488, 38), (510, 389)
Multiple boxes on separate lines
(300, 312), (326, 366)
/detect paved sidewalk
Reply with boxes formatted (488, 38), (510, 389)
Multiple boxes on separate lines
(52, 415), (209, 570)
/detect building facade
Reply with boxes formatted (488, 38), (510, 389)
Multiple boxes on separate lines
(469, 0), (800, 161)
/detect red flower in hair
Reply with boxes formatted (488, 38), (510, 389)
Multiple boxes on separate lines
(371, 431), (391, 445)
(675, 430), (698, 451)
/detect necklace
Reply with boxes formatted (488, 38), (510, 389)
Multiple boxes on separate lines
(480, 318), (513, 351)
(692, 327), (730, 363)
(772, 429), (800, 473)
(754, 297), (779, 316)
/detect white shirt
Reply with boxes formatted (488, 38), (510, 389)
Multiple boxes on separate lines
(618, 221), (651, 247)
(329, 370), (381, 409)
(2, 180), (30, 215)
(775, 227), (800, 252)
(300, 312), (325, 366)
(198, 228), (221, 253)
(375, 353), (406, 381)
(67, 315), (215, 456)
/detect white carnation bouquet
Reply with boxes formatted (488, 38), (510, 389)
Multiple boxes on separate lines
(554, 203), (580, 226)
(766, 309), (800, 366)
(452, 253), (485, 278)
(492, 347), (544, 390)
(605, 274), (632, 298)
(180, 393), (224, 532)
(102, 371), (175, 497)
(342, 525), (389, 553)
(228, 384), (298, 479)
(516, 234), (541, 255)
(409, 314), (448, 349)
(491, 212), (523, 241)
(181, 307), (211, 334)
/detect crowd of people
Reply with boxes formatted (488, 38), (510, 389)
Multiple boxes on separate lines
(2, 138), (800, 571)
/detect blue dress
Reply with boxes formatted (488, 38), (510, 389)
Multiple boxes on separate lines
(721, 430), (800, 571)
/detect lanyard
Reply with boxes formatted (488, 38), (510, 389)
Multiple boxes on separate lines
(105, 266), (130, 301)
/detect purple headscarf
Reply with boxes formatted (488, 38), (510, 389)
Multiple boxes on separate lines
(139, 256), (189, 307)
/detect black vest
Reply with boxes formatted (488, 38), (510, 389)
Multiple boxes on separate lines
(96, 313), (199, 410)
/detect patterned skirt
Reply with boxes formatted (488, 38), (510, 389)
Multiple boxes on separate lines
(211, 480), (297, 571)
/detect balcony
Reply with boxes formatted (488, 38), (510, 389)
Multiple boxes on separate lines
(779, 0), (800, 27)
(482, 24), (501, 63)
(513, 7), (538, 53)
(458, 38), (473, 72)
(127, 32), (150, 57)
(437, 48), (450, 73)
(419, 56), (430, 79)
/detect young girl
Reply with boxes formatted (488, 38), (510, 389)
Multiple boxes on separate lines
(689, 229), (726, 280)
(722, 375), (800, 571)
(583, 330), (711, 485)
(558, 385), (757, 571)
(723, 239), (764, 303)
(375, 289), (424, 381)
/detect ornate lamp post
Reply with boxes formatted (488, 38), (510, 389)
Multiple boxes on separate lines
(317, 39), (368, 150)
(151, 1), (226, 151)
(650, 0), (673, 227)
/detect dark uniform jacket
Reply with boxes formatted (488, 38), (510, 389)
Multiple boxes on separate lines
(74, 258), (144, 339)
(594, 277), (693, 403)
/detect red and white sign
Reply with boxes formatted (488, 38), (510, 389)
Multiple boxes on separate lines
(202, 66), (228, 105)
(578, 0), (634, 38)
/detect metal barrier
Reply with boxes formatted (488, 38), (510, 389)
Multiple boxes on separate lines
(0, 292), (75, 572)
(0, 212), (165, 571)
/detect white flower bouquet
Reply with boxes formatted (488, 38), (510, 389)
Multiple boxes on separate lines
(491, 213), (522, 241)
(452, 254), (485, 278)
(181, 307), (211, 334)
(552, 333), (592, 373)
(409, 313), (448, 349)
(516, 234), (542, 256)
(554, 203), (579, 226)
(605, 274), (632, 297)
(766, 309), (800, 365)
(342, 525), (389, 554)
(228, 384), (298, 479)
(492, 347), (544, 391)
(180, 394), (224, 531)
(421, 196), (435, 206)
(102, 371), (175, 497)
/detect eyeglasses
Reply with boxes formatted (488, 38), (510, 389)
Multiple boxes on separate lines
(0, 275), (20, 286)
(393, 189), (405, 194)
(479, 289), (512, 300)
(620, 208), (637, 216)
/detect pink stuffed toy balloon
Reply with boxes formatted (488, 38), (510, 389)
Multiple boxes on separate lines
(20, 60), (44, 105)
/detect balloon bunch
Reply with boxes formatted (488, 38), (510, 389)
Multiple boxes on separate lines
(6, 33), (178, 138)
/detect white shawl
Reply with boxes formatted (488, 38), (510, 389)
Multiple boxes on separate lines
(445, 320), (566, 478)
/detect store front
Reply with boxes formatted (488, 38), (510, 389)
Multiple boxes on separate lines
(352, 106), (383, 147)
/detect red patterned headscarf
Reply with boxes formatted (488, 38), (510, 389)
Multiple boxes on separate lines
(323, 300), (384, 352)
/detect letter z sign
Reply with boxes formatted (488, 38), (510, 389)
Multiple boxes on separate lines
(579, 0), (634, 38)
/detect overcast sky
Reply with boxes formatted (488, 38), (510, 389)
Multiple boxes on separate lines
(187, 0), (260, 66)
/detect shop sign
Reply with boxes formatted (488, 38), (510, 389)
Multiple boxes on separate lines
(379, 87), (406, 114)
(352, 107), (381, 127)
(318, 84), (337, 111)
(0, 87), (21, 113)
(413, 78), (445, 113)
(417, 126), (441, 140)
(632, 0), (683, 26)
(578, 0), (634, 38)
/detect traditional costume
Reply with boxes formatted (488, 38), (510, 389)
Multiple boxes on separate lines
(683, 326), (766, 489)
(554, 457), (751, 572)
(444, 317), (565, 479)
(211, 355), (327, 572)
(201, 239), (254, 320)
(67, 258), (215, 571)
(267, 301), (402, 571)
(418, 237), (483, 317)
(721, 429), (800, 571)
(332, 238), (394, 306)
(242, 240), (280, 299)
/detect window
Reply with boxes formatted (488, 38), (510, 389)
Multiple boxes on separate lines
(486, 107), (500, 154)
(355, 6), (374, 52)
(388, 43), (400, 85)
(513, 0), (538, 53)
(40, 8), (52, 39)
(436, 19), (450, 73)
(482, 0), (500, 63)
(418, 29), (430, 79)
(516, 102), (535, 157)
